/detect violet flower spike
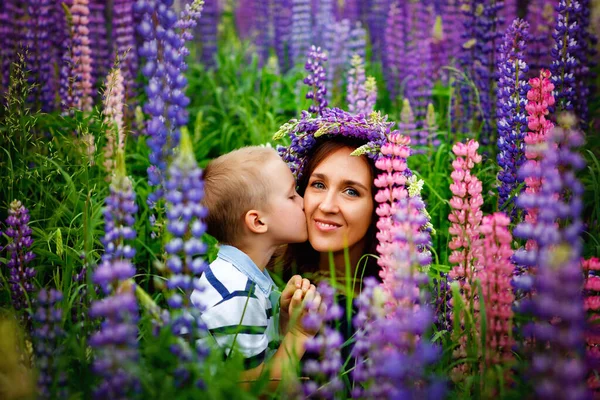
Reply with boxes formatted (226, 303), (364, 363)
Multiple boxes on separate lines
(3, 200), (36, 312)
(304, 45), (328, 116)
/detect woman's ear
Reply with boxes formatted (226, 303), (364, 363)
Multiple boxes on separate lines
(244, 209), (268, 234)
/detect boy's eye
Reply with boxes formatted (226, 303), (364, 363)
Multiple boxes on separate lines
(344, 188), (359, 197)
(289, 194), (297, 200)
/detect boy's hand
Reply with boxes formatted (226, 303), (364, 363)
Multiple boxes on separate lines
(279, 275), (311, 334)
(288, 284), (322, 337)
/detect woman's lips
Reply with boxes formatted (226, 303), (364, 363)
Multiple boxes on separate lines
(314, 219), (341, 232)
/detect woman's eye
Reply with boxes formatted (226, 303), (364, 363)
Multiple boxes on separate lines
(310, 181), (325, 190)
(345, 188), (359, 197)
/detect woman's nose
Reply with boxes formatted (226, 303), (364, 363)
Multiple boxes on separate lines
(318, 192), (339, 214)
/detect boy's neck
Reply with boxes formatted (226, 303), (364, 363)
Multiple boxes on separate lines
(236, 240), (277, 272)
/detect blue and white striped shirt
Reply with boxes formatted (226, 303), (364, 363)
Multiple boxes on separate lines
(191, 245), (281, 369)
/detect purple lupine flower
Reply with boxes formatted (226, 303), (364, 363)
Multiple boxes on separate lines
(513, 115), (588, 399)
(1, 1), (25, 94)
(352, 198), (443, 398)
(90, 261), (140, 399)
(527, 0), (555, 75)
(382, 1), (405, 101)
(163, 129), (208, 384)
(253, 0), (272, 67)
(33, 289), (67, 399)
(112, 0), (139, 99)
(573, 0), (594, 126)
(347, 54), (377, 116)
(195, 0), (218, 68)
(322, 19), (351, 101)
(472, 0), (504, 144)
(496, 18), (530, 215)
(88, 0), (110, 93)
(100, 151), (137, 266)
(135, 0), (202, 208)
(234, 0), (254, 41)
(304, 45), (328, 115)
(274, 0), (292, 73)
(314, 0), (335, 49)
(71, 0), (94, 112)
(24, 0), (55, 111)
(366, 0), (390, 60)
(301, 282), (344, 399)
(502, 0), (518, 31)
(549, 0), (580, 114)
(347, 20), (367, 60)
(450, 0), (478, 135)
(290, 0), (312, 67)
(342, 0), (359, 22)
(3, 200), (36, 312)
(404, 0), (434, 123)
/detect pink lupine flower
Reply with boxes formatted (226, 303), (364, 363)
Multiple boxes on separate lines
(103, 68), (126, 175)
(475, 213), (515, 367)
(583, 257), (600, 394)
(374, 133), (433, 303)
(448, 139), (484, 379)
(71, 0), (94, 112)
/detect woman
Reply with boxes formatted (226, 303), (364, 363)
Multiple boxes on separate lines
(281, 135), (380, 288)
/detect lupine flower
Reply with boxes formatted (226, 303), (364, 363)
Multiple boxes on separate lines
(3, 200), (36, 312)
(573, 0), (594, 125)
(550, 0), (580, 114)
(513, 115), (588, 400)
(301, 282), (344, 399)
(527, 0), (555, 74)
(522, 69), (555, 250)
(431, 15), (449, 83)
(473, 0), (504, 143)
(33, 289), (66, 399)
(90, 263), (140, 399)
(234, 0), (254, 40)
(404, 0), (434, 123)
(342, 0), (359, 22)
(582, 257), (600, 394)
(59, 2), (80, 114)
(383, 1), (408, 101)
(475, 213), (515, 368)
(322, 18), (353, 101)
(102, 67), (126, 175)
(88, 0), (110, 92)
(365, 0), (390, 60)
(163, 128), (209, 385)
(24, 0), (54, 111)
(496, 19), (530, 215)
(304, 45), (328, 115)
(346, 54), (376, 115)
(352, 198), (443, 398)
(135, 0), (202, 208)
(71, 0), (94, 112)
(100, 150), (137, 266)
(195, 0), (218, 68)
(314, 0), (335, 49)
(451, 0), (478, 135)
(112, 0), (139, 99)
(290, 0), (311, 67)
(274, 0), (293, 73)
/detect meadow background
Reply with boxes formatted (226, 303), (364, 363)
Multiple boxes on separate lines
(1, 0), (600, 399)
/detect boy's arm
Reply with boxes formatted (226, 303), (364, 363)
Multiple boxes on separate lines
(240, 286), (322, 391)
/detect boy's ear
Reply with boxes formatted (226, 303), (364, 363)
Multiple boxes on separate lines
(244, 209), (268, 234)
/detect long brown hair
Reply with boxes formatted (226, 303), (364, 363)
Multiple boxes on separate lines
(273, 136), (380, 282)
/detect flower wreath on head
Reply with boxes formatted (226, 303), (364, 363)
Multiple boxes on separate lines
(273, 107), (434, 298)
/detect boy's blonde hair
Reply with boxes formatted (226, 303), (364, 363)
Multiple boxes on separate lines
(203, 146), (280, 245)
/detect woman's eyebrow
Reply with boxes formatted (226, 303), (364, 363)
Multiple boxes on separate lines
(312, 173), (368, 191)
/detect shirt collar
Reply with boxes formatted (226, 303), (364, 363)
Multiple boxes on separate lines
(217, 244), (275, 295)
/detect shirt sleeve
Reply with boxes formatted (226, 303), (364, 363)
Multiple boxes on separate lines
(200, 292), (269, 369)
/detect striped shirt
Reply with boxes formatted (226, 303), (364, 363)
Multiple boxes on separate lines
(191, 245), (281, 369)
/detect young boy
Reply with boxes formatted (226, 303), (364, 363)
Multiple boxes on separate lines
(191, 146), (321, 386)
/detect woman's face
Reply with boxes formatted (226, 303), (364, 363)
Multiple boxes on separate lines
(303, 146), (374, 256)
